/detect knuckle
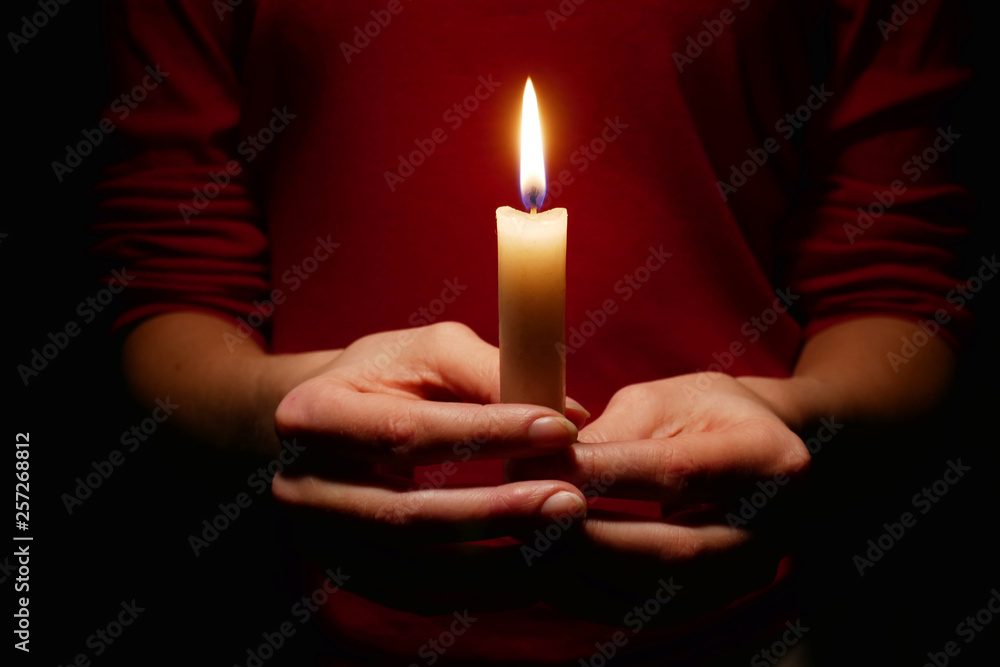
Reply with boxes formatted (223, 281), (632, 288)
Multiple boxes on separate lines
(607, 380), (661, 415)
(352, 330), (383, 347)
(275, 379), (345, 438)
(655, 443), (696, 491)
(609, 383), (643, 405)
(380, 409), (422, 457)
(742, 418), (807, 472)
(779, 433), (811, 479)
(274, 388), (307, 437)
(574, 446), (601, 486)
(426, 320), (473, 342)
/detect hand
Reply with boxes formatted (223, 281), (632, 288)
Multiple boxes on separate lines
(507, 373), (811, 628)
(269, 322), (591, 613)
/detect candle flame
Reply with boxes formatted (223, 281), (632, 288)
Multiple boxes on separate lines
(520, 78), (546, 212)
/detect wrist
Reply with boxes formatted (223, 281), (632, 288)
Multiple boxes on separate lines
(254, 349), (343, 441)
(255, 350), (341, 404)
(735, 374), (834, 434)
(258, 350), (341, 401)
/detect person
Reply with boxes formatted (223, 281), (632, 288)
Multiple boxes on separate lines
(93, 0), (971, 664)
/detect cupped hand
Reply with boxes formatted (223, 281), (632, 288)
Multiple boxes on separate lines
(507, 373), (811, 627)
(269, 322), (590, 613)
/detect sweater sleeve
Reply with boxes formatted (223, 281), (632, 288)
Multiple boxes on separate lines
(781, 0), (973, 346)
(92, 0), (269, 338)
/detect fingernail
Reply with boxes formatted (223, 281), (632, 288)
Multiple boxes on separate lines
(540, 491), (587, 518)
(565, 398), (591, 419)
(529, 416), (577, 447)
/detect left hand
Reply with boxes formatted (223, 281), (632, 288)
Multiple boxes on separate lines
(506, 373), (812, 628)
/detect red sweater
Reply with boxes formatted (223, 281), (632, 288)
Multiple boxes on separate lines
(94, 1), (970, 663)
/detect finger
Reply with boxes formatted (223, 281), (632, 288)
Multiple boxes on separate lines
(341, 324), (592, 419)
(578, 512), (749, 562)
(565, 397), (590, 428)
(506, 425), (809, 504)
(272, 474), (587, 544)
(276, 378), (581, 464)
(413, 322), (503, 403)
(341, 322), (505, 404)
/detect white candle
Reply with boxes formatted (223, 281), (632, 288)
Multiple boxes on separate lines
(497, 79), (567, 413)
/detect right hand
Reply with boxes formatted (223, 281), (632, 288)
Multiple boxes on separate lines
(270, 322), (590, 612)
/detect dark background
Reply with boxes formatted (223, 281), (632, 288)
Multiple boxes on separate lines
(5, 1), (996, 665)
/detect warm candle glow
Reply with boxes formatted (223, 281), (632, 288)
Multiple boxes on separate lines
(498, 77), (566, 414)
(519, 77), (546, 212)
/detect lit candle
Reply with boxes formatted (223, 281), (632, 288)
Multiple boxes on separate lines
(497, 78), (567, 414)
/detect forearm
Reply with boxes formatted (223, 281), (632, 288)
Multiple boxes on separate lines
(738, 316), (956, 432)
(122, 311), (341, 455)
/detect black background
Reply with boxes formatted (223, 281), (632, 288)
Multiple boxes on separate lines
(5, 1), (997, 665)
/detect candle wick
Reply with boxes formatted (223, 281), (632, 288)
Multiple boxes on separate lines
(530, 206), (537, 215)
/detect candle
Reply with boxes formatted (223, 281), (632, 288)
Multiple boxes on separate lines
(497, 78), (567, 414)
